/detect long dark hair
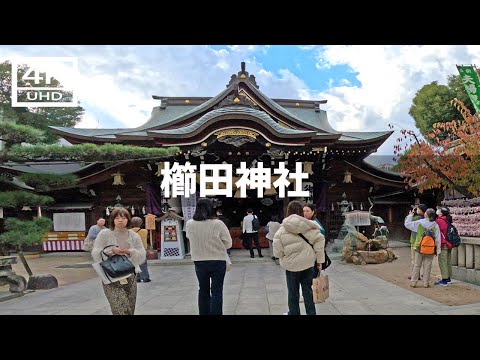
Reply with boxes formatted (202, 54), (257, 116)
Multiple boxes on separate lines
(438, 207), (453, 224)
(193, 198), (214, 221)
(286, 200), (304, 217)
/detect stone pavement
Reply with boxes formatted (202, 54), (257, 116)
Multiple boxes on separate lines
(1, 245), (480, 315)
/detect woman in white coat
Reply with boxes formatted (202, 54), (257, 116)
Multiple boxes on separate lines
(273, 200), (325, 315)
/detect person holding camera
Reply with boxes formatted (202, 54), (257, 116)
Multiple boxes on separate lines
(405, 207), (441, 288)
(405, 204), (427, 279)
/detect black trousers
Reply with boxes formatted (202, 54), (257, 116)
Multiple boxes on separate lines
(247, 232), (262, 256)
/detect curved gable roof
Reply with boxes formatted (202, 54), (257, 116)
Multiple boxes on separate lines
(284, 108), (338, 133)
(49, 65), (393, 150)
(148, 106), (317, 138)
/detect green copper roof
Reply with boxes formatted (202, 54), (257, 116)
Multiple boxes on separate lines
(148, 107), (317, 136)
(0, 161), (95, 174)
(338, 131), (392, 142)
(49, 73), (392, 146)
(49, 126), (134, 138)
(136, 105), (198, 130)
(283, 108), (338, 133)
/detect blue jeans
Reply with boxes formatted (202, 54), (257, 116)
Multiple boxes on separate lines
(285, 267), (316, 315)
(194, 260), (227, 315)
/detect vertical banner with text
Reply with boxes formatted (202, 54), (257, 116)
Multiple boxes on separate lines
(456, 64), (480, 113)
(181, 192), (197, 231)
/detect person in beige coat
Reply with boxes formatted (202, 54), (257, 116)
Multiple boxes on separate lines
(273, 200), (325, 315)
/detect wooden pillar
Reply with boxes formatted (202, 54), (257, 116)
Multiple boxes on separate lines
(388, 207), (393, 223)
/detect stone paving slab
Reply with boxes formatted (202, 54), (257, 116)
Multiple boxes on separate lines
(1, 254), (480, 315)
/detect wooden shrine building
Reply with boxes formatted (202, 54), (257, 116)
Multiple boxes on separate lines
(2, 62), (420, 250)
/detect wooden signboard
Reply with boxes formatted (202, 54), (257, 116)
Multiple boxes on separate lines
(345, 210), (371, 226)
(145, 214), (157, 230)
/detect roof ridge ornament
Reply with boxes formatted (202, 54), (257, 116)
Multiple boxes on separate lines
(226, 61), (259, 89)
(214, 94), (258, 109)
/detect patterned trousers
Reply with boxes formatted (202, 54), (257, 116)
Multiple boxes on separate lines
(102, 274), (137, 315)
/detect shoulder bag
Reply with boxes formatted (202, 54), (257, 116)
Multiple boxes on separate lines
(99, 245), (136, 281)
(298, 233), (331, 277)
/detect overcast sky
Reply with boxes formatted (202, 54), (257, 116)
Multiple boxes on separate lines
(1, 45), (479, 158)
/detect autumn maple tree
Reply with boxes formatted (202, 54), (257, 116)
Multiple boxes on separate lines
(393, 98), (479, 199)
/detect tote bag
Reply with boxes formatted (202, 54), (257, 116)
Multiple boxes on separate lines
(312, 272), (329, 303)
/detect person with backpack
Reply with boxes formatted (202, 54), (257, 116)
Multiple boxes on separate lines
(434, 207), (454, 286)
(242, 208), (263, 258)
(405, 204), (427, 280)
(404, 208), (441, 288)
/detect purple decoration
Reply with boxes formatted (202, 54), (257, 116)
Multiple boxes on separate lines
(315, 181), (329, 213)
(145, 183), (164, 216)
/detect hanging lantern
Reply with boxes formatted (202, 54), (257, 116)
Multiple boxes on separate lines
(131, 206), (135, 215)
(111, 171), (125, 185)
(343, 170), (352, 183)
(360, 202), (364, 210)
(155, 161), (165, 177)
(303, 161), (314, 175)
(37, 206), (42, 218)
(142, 206), (146, 215)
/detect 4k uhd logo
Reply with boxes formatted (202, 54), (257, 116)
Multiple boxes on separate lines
(11, 57), (79, 107)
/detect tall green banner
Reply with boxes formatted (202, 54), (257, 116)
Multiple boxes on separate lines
(456, 65), (480, 113)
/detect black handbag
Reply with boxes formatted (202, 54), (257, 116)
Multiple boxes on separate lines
(100, 245), (135, 280)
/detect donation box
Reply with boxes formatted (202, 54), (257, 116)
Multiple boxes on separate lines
(160, 217), (185, 259)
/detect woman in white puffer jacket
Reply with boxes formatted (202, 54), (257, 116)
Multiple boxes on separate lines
(273, 200), (325, 315)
